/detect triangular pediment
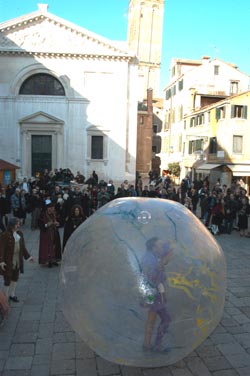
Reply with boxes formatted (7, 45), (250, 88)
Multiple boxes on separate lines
(0, 8), (132, 58)
(19, 111), (64, 124)
(86, 125), (110, 133)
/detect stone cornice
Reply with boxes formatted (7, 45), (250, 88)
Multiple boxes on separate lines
(0, 96), (90, 103)
(139, 61), (161, 67)
(0, 49), (132, 61)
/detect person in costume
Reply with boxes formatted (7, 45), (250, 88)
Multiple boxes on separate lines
(38, 199), (61, 267)
(0, 217), (34, 302)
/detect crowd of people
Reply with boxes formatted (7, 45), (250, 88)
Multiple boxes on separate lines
(0, 167), (249, 321)
(179, 176), (250, 237)
(0, 168), (249, 238)
(139, 172), (250, 237)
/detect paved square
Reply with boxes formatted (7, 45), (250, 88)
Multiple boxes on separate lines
(1, 215), (250, 375)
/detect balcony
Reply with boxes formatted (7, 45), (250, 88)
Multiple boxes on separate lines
(196, 85), (226, 96)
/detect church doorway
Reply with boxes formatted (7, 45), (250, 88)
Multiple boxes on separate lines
(31, 135), (52, 176)
(19, 111), (64, 177)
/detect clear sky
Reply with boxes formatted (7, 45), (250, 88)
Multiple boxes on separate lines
(0, 0), (250, 92)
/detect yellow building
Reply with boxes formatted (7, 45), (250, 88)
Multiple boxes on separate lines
(184, 91), (250, 191)
(161, 57), (250, 181)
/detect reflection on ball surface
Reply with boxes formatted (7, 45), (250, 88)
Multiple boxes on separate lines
(60, 198), (226, 367)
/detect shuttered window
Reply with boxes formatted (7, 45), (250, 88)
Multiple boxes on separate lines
(231, 105), (247, 119)
(209, 137), (217, 154)
(215, 106), (226, 121)
(233, 135), (243, 153)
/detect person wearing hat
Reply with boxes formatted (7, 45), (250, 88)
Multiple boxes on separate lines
(0, 217), (34, 302)
(141, 237), (174, 352)
(38, 199), (61, 267)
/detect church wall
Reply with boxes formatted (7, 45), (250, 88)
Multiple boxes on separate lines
(0, 99), (19, 163)
(0, 52), (137, 184)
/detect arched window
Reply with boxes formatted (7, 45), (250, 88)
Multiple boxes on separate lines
(19, 73), (65, 96)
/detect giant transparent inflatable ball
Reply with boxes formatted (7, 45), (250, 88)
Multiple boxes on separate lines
(60, 197), (226, 367)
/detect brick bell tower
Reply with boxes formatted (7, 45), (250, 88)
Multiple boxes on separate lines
(127, 0), (165, 99)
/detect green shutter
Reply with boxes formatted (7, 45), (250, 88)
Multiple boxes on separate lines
(188, 141), (192, 154)
(243, 105), (248, 119)
(178, 79), (183, 91)
(215, 108), (220, 120)
(231, 105), (235, 118)
(214, 137), (217, 153)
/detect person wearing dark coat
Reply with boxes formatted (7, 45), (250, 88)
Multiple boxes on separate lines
(142, 185), (150, 197)
(0, 189), (9, 232)
(38, 200), (61, 267)
(70, 186), (83, 207)
(27, 189), (43, 230)
(68, 186), (90, 215)
(92, 170), (98, 185)
(237, 197), (250, 237)
(63, 204), (86, 250)
(148, 185), (159, 198)
(0, 217), (34, 302)
(189, 188), (199, 215)
(224, 193), (238, 234)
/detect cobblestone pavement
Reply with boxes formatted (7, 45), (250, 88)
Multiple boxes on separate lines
(0, 214), (250, 376)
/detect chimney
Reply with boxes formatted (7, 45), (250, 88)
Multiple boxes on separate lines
(147, 88), (153, 114)
(189, 88), (196, 111)
(202, 55), (210, 64)
(37, 4), (49, 12)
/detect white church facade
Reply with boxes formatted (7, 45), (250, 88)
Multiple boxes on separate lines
(0, 4), (138, 184)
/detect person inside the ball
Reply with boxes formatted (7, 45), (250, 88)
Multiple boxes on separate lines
(141, 237), (174, 352)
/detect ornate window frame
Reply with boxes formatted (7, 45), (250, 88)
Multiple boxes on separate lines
(19, 73), (65, 96)
(86, 125), (110, 165)
(10, 63), (72, 97)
